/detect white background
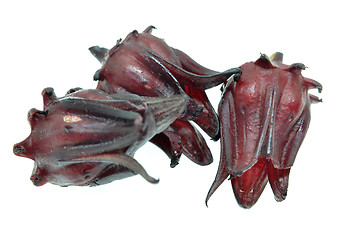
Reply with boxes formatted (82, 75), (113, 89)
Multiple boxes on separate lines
(1, 0), (361, 239)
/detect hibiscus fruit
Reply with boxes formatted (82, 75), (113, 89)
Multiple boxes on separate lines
(13, 87), (186, 186)
(89, 26), (241, 167)
(206, 52), (322, 208)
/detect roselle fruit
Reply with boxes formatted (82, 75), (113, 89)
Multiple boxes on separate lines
(13, 87), (186, 186)
(206, 53), (322, 208)
(89, 26), (241, 167)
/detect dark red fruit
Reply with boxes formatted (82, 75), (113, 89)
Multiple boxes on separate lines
(13, 88), (186, 186)
(206, 53), (322, 208)
(90, 26), (241, 166)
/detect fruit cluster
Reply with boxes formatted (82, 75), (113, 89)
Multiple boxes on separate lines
(13, 26), (322, 208)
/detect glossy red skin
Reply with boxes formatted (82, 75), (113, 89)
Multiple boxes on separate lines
(13, 88), (186, 186)
(206, 53), (322, 208)
(90, 26), (241, 166)
(171, 119), (213, 166)
(149, 119), (213, 167)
